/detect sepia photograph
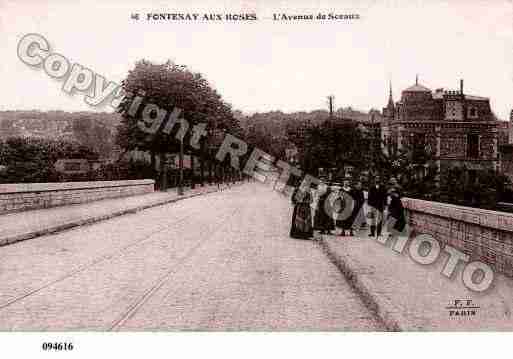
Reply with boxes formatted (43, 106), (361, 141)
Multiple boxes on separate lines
(0, 0), (512, 356)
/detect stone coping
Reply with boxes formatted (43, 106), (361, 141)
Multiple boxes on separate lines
(402, 197), (513, 232)
(388, 120), (497, 125)
(0, 179), (155, 194)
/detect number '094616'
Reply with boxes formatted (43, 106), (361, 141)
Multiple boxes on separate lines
(42, 342), (74, 351)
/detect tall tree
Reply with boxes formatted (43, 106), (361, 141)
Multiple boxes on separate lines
(374, 138), (439, 199)
(116, 60), (239, 186)
(296, 119), (371, 178)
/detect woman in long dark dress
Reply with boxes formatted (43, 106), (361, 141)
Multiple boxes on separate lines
(314, 185), (335, 234)
(290, 187), (314, 239)
(386, 180), (406, 235)
(348, 181), (365, 234)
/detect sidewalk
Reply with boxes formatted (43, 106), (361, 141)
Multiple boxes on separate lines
(0, 183), (233, 246)
(320, 229), (513, 331)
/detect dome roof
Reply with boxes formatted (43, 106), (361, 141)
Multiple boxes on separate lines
(403, 83), (431, 92)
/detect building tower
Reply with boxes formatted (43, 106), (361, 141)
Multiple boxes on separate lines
(381, 80), (395, 154)
(388, 80), (394, 110)
(383, 80), (395, 121)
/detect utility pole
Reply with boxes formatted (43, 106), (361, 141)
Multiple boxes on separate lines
(190, 153), (195, 189)
(327, 95), (335, 120)
(207, 116), (218, 187)
(200, 137), (205, 187)
(327, 95), (336, 174)
(161, 155), (168, 191)
(178, 135), (184, 195)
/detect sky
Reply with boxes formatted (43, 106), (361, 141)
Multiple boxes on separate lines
(1, 0), (512, 119)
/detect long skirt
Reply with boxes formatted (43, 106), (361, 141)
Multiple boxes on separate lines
(387, 200), (406, 234)
(349, 205), (365, 230)
(314, 198), (335, 232)
(336, 204), (355, 230)
(290, 203), (314, 239)
(386, 213), (406, 235)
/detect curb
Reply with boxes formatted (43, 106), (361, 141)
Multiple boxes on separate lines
(0, 185), (230, 247)
(318, 237), (406, 331)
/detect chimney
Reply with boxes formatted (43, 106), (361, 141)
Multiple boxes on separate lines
(460, 79), (464, 94)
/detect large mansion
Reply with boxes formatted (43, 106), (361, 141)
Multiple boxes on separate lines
(381, 78), (500, 179)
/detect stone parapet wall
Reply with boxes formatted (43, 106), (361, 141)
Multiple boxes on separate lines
(0, 180), (155, 214)
(402, 198), (513, 278)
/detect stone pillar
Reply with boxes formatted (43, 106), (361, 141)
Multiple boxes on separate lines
(493, 129), (499, 171)
(397, 125), (404, 150)
(436, 125), (441, 171)
(381, 124), (389, 155)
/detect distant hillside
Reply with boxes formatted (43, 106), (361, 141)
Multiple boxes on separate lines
(0, 111), (121, 158)
(236, 107), (382, 137)
(337, 107), (383, 123)
(0, 107), (382, 160)
(233, 107), (382, 158)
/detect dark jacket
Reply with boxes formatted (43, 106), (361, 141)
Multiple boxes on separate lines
(314, 188), (335, 231)
(350, 188), (365, 212)
(292, 187), (312, 205)
(387, 189), (406, 232)
(368, 184), (387, 211)
(348, 187), (365, 226)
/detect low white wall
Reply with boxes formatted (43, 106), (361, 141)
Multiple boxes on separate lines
(0, 180), (155, 214)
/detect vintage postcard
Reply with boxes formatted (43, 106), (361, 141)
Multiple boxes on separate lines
(1, 0), (513, 356)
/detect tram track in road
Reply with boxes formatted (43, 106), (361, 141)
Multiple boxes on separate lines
(0, 191), (230, 312)
(108, 187), (384, 331)
(0, 184), (384, 330)
(108, 208), (240, 331)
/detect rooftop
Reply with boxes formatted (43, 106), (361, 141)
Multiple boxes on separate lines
(431, 92), (489, 101)
(403, 83), (431, 92)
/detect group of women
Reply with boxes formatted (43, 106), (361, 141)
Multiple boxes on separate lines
(289, 178), (405, 240)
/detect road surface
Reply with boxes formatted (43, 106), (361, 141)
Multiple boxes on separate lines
(0, 183), (382, 330)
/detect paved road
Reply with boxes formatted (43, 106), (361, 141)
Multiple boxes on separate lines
(0, 183), (382, 330)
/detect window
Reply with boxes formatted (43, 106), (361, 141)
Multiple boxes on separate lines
(468, 107), (478, 118)
(466, 134), (479, 158)
(412, 133), (427, 162)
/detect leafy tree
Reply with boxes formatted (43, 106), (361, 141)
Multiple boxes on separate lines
(116, 60), (240, 187)
(373, 138), (439, 199)
(71, 116), (116, 157)
(295, 118), (372, 178)
(439, 167), (510, 209)
(0, 137), (98, 183)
